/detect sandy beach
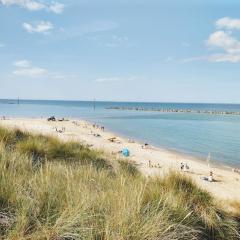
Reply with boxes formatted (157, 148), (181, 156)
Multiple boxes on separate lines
(1, 117), (240, 202)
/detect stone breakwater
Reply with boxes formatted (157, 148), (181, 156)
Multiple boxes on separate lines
(106, 107), (240, 115)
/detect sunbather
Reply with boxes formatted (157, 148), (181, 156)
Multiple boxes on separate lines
(201, 171), (214, 182)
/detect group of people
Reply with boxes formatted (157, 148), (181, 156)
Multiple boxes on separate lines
(90, 123), (105, 138)
(49, 119), (218, 185)
(53, 126), (66, 133)
(180, 162), (214, 182)
(72, 120), (80, 126)
(232, 168), (240, 174)
(148, 160), (161, 168)
(92, 124), (105, 131)
(180, 162), (190, 172)
(93, 133), (101, 137)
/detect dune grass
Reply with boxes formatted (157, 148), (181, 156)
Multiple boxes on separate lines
(0, 127), (239, 239)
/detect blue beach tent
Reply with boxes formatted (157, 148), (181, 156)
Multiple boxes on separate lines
(122, 148), (130, 157)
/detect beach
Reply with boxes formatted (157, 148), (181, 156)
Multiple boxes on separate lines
(1, 117), (240, 202)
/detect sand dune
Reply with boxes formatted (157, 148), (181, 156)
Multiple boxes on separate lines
(1, 117), (240, 202)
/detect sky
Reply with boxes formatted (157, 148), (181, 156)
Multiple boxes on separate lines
(1, 0), (240, 103)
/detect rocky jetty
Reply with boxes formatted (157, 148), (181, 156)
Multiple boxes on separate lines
(106, 106), (240, 116)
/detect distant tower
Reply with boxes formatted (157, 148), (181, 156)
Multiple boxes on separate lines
(17, 97), (20, 105)
(93, 98), (96, 111)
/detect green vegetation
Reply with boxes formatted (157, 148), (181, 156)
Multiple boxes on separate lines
(0, 127), (239, 239)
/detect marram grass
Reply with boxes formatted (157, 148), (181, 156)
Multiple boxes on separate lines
(0, 127), (239, 240)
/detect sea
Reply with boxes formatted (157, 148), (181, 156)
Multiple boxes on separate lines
(0, 99), (240, 168)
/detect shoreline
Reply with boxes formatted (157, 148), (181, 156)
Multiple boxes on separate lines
(1, 117), (240, 202)
(86, 118), (239, 171)
(1, 116), (238, 171)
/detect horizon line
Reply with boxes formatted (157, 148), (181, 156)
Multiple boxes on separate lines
(0, 98), (240, 105)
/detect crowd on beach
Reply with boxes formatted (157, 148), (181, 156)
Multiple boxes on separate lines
(180, 162), (215, 182)
(92, 123), (105, 132)
(48, 118), (240, 179)
(53, 126), (66, 133)
(1, 116), (239, 184)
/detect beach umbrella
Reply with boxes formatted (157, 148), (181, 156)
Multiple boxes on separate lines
(122, 148), (130, 157)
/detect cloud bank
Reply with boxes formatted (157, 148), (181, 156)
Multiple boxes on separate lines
(0, 0), (64, 13)
(184, 17), (240, 63)
(206, 17), (240, 62)
(13, 60), (48, 77)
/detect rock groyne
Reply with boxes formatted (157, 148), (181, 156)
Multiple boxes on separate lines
(106, 107), (240, 116)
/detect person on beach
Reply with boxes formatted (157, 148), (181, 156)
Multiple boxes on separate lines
(180, 162), (184, 171)
(201, 171), (214, 182)
(93, 133), (101, 137)
(142, 143), (149, 149)
(208, 171), (213, 182)
(184, 163), (189, 172)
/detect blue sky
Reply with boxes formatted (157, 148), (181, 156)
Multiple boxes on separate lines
(1, 0), (240, 103)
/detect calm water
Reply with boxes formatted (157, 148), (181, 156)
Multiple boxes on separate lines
(1, 99), (240, 167)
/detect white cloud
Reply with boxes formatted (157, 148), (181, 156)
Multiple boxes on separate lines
(23, 21), (54, 34)
(206, 17), (240, 62)
(49, 2), (64, 14)
(0, 0), (44, 10)
(206, 28), (240, 63)
(181, 56), (207, 63)
(112, 35), (128, 42)
(0, 0), (64, 13)
(183, 17), (240, 63)
(216, 17), (240, 30)
(208, 53), (240, 63)
(13, 67), (48, 77)
(13, 59), (48, 77)
(181, 54), (240, 63)
(95, 77), (120, 83)
(207, 30), (240, 54)
(12, 59), (70, 79)
(14, 60), (31, 68)
(49, 73), (66, 79)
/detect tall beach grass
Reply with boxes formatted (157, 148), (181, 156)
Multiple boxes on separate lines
(0, 127), (239, 239)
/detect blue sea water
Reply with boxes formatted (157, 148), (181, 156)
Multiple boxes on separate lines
(0, 99), (240, 167)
